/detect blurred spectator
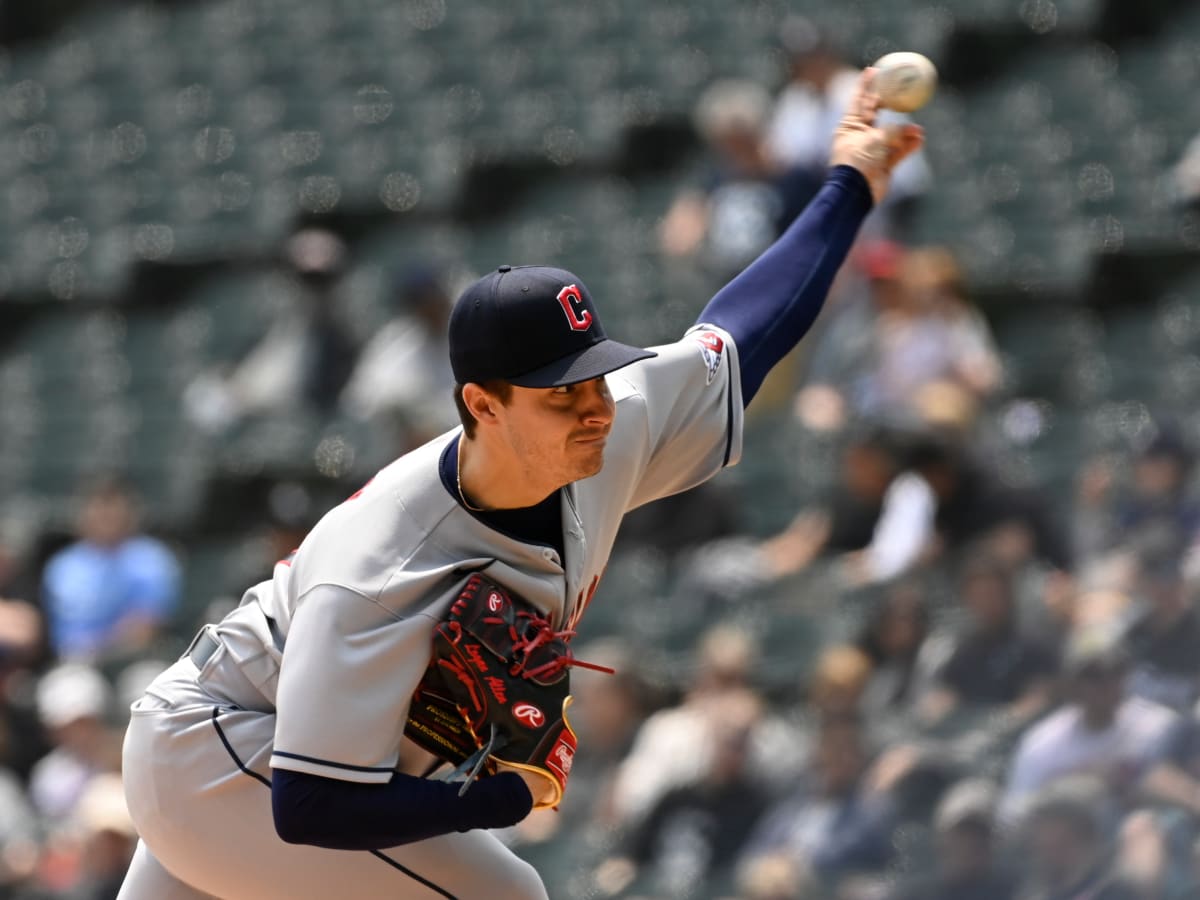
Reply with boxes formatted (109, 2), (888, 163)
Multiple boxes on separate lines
(1140, 698), (1200, 823)
(758, 427), (902, 580)
(610, 625), (797, 826)
(898, 247), (1002, 405)
(1001, 627), (1176, 824)
(1124, 551), (1200, 712)
(795, 239), (908, 434)
(920, 553), (1057, 731)
(40, 478), (181, 663)
(808, 429), (1065, 590)
(738, 851), (819, 900)
(340, 264), (459, 449)
(0, 761), (38, 895)
(885, 778), (1017, 900)
(1113, 806), (1198, 900)
(184, 227), (359, 434)
(0, 515), (38, 605)
(659, 79), (823, 280)
(616, 479), (741, 564)
(766, 16), (931, 239)
(736, 714), (895, 893)
(601, 721), (772, 899)
(202, 480), (321, 615)
(513, 640), (647, 846)
(0, 603), (42, 894)
(801, 644), (875, 726)
(854, 579), (940, 720)
(797, 243), (1001, 435)
(1171, 132), (1200, 208)
(30, 664), (120, 826)
(0, 598), (50, 781)
(1018, 775), (1138, 900)
(261, 480), (318, 566)
(893, 432), (1073, 578)
(1074, 430), (1200, 576)
(1130, 705), (1200, 895)
(62, 773), (138, 900)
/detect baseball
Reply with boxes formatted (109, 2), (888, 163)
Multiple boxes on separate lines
(871, 51), (938, 112)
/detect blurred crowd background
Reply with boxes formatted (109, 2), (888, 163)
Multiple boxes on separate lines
(0, 0), (1199, 898)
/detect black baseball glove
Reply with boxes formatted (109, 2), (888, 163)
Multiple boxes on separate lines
(404, 573), (609, 809)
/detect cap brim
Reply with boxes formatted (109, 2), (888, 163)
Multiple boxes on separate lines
(508, 339), (656, 388)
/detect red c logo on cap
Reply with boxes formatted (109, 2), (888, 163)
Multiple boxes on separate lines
(557, 285), (593, 332)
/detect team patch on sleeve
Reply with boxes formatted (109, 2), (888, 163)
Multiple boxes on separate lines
(692, 330), (725, 385)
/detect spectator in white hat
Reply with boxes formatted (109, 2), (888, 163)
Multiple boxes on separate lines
(30, 664), (120, 825)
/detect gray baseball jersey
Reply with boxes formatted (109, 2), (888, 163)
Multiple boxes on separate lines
(118, 324), (742, 900)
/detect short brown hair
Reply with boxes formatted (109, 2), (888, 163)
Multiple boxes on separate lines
(453, 381), (512, 439)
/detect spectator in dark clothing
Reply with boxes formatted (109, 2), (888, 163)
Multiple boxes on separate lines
(856, 579), (937, 718)
(736, 715), (894, 893)
(821, 429), (905, 554)
(922, 554), (1057, 729)
(820, 433), (1074, 589)
(759, 427), (901, 580)
(660, 79), (829, 283)
(1125, 551), (1200, 713)
(887, 778), (1017, 900)
(1075, 428), (1200, 571)
(0, 598), (49, 781)
(1019, 776), (1139, 900)
(0, 517), (38, 610)
(602, 723), (771, 899)
(282, 228), (360, 415)
(616, 479), (741, 562)
(183, 228), (359, 434)
(1115, 432), (1198, 557)
(907, 433), (1074, 573)
(340, 264), (460, 453)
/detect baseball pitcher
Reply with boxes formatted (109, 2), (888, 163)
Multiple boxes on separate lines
(116, 69), (922, 899)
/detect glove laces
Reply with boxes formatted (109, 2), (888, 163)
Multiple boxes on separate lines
(492, 611), (615, 681)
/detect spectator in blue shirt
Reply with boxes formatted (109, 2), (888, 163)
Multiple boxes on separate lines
(41, 479), (180, 662)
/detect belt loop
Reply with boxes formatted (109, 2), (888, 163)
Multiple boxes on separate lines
(182, 626), (208, 661)
(185, 627), (221, 670)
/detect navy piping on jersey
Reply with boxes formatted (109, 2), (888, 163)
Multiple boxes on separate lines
(209, 708), (457, 900)
(722, 363), (735, 467)
(271, 749), (396, 775)
(211, 707), (272, 789)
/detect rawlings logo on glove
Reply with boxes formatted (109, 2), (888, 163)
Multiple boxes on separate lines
(404, 573), (611, 809)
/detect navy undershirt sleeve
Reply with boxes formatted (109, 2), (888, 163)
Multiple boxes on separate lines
(697, 165), (874, 406)
(272, 768), (533, 850)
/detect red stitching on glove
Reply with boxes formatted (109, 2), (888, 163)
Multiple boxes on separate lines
(438, 656), (485, 714)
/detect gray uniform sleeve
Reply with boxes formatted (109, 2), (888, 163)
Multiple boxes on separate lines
(270, 582), (439, 783)
(608, 324), (744, 511)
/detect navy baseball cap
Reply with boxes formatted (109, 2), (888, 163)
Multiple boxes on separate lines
(449, 265), (655, 387)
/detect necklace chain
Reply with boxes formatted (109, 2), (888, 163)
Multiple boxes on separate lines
(455, 438), (488, 512)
